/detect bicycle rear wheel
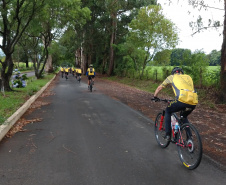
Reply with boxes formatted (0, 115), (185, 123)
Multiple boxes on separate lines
(177, 122), (202, 170)
(90, 81), (92, 92)
(154, 113), (170, 148)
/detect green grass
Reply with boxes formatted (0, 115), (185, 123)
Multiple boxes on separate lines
(103, 75), (218, 107)
(0, 73), (55, 125)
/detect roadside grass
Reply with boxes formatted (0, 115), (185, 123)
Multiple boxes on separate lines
(0, 73), (55, 125)
(103, 76), (218, 107)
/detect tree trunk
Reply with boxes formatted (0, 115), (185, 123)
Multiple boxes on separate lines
(83, 53), (88, 75)
(25, 59), (29, 68)
(141, 54), (148, 79)
(108, 12), (117, 76)
(0, 54), (14, 91)
(219, 1), (226, 103)
(45, 54), (53, 73)
(102, 56), (107, 74)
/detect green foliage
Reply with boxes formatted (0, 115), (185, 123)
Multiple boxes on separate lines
(180, 50), (209, 87)
(203, 67), (220, 87)
(208, 50), (221, 66)
(170, 48), (192, 66)
(153, 50), (172, 66)
(120, 5), (179, 78)
(128, 5), (178, 52)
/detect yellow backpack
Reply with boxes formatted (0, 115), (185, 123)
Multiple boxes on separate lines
(172, 74), (198, 105)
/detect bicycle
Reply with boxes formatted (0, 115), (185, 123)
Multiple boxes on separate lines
(65, 72), (68, 80)
(151, 98), (202, 170)
(88, 78), (94, 92)
(77, 75), (81, 83)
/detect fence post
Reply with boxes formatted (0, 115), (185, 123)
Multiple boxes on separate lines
(166, 70), (169, 77)
(155, 69), (158, 82)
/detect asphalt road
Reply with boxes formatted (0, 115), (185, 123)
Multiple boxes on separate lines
(0, 74), (225, 185)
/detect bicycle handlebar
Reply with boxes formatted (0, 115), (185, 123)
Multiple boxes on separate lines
(151, 98), (173, 103)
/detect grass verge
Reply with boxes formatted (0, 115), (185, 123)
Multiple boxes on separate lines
(102, 76), (219, 108)
(0, 73), (55, 125)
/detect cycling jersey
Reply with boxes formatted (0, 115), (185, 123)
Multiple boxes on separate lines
(161, 74), (198, 105)
(60, 67), (64, 72)
(87, 67), (95, 76)
(77, 68), (82, 74)
(65, 68), (69, 73)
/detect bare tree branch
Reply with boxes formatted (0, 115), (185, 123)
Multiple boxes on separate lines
(191, 25), (224, 36)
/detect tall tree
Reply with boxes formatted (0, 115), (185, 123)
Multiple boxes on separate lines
(220, 1), (226, 102)
(18, 0), (90, 78)
(106, 0), (157, 75)
(126, 5), (179, 78)
(0, 0), (45, 91)
(80, 0), (156, 75)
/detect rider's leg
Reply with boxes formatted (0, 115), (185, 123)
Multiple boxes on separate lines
(165, 100), (184, 138)
(180, 104), (196, 138)
(180, 105), (196, 123)
(88, 76), (91, 86)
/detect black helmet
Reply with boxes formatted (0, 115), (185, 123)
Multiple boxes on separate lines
(171, 67), (184, 75)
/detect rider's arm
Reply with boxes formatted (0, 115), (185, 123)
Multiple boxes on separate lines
(154, 75), (173, 97)
(154, 85), (163, 97)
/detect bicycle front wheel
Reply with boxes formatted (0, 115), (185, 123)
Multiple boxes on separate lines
(154, 113), (170, 148)
(177, 122), (202, 170)
(90, 83), (92, 92)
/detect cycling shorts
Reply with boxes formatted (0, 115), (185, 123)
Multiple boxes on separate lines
(88, 75), (95, 80)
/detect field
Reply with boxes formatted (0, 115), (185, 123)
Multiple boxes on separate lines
(126, 66), (220, 88)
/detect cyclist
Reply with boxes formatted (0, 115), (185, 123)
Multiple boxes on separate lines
(76, 67), (82, 81)
(60, 66), (64, 78)
(64, 66), (69, 80)
(72, 67), (75, 76)
(153, 67), (198, 141)
(86, 64), (95, 89)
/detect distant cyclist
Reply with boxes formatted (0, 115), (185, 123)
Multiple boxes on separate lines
(153, 67), (198, 141)
(76, 67), (82, 81)
(60, 66), (64, 78)
(64, 66), (69, 80)
(86, 64), (95, 88)
(72, 67), (75, 76)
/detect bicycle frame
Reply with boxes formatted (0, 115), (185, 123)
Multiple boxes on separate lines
(159, 110), (187, 147)
(172, 113), (188, 148)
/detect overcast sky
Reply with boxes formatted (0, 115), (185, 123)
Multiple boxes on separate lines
(158, 0), (224, 54)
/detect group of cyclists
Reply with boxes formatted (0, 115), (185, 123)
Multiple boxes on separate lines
(60, 64), (95, 89)
(60, 65), (197, 141)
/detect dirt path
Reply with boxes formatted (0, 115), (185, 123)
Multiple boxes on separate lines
(95, 76), (226, 168)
